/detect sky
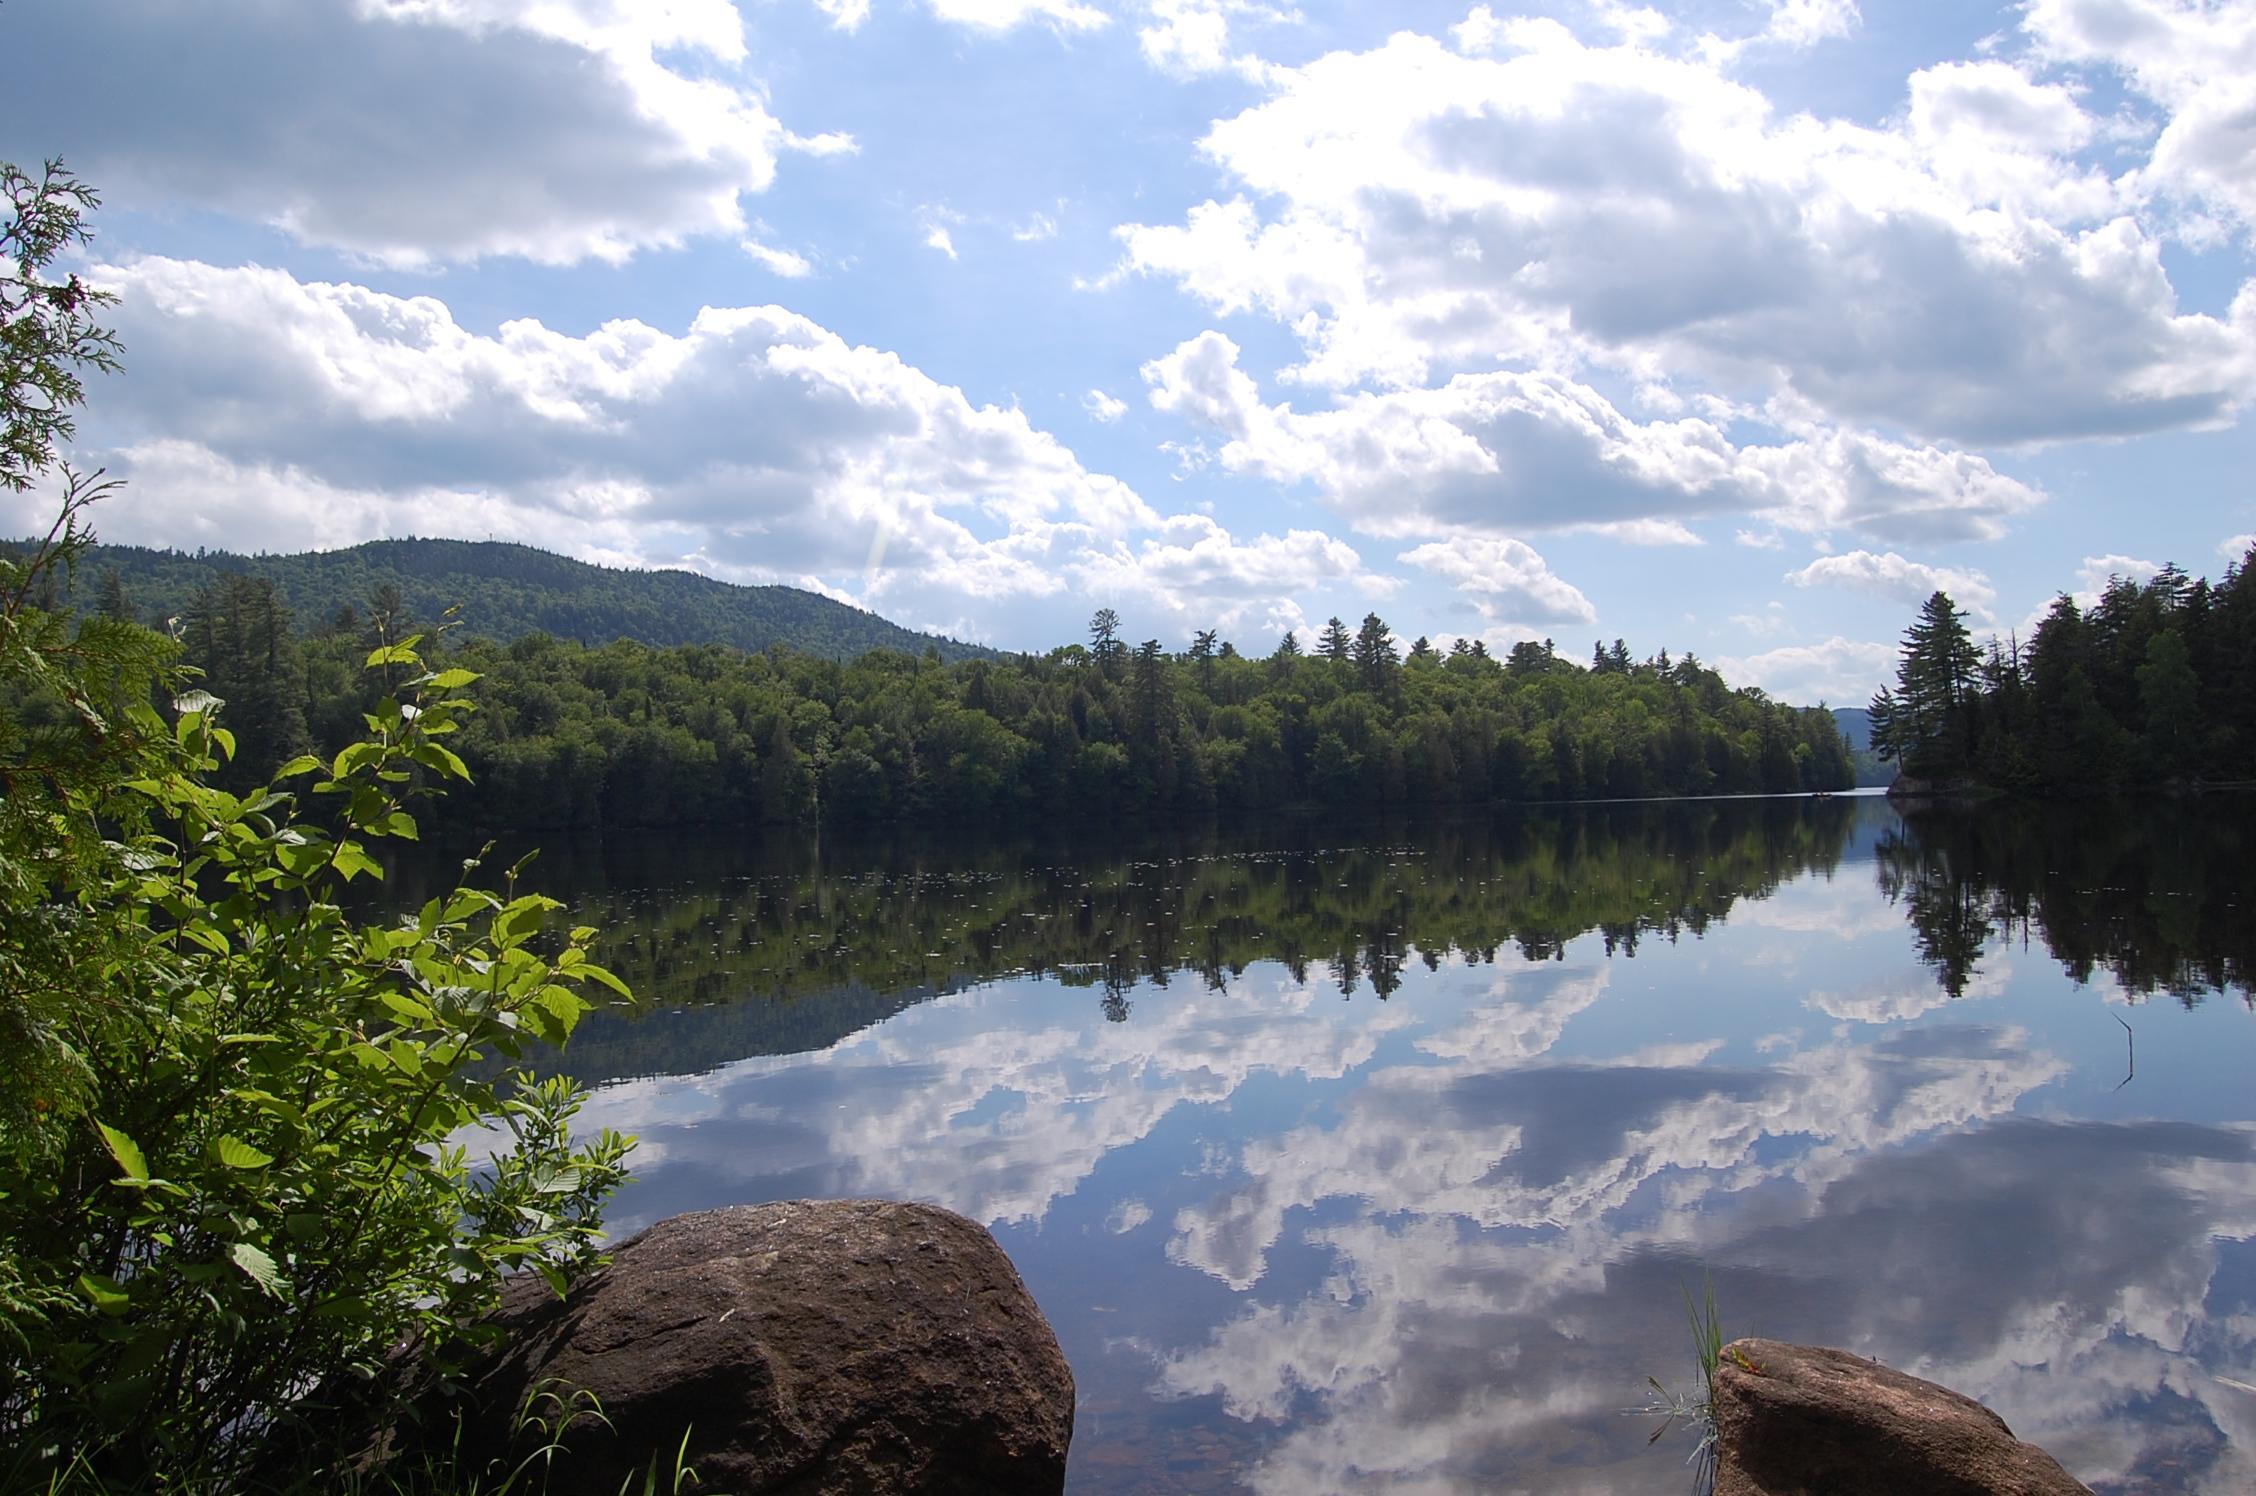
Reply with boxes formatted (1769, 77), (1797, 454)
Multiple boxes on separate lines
(3, 0), (2252, 705)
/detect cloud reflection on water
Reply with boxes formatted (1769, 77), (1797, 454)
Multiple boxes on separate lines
(553, 798), (2256, 1493)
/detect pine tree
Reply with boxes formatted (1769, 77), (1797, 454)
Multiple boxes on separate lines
(95, 566), (132, 622)
(1317, 616), (1351, 662)
(1088, 607), (1125, 680)
(1351, 612), (1398, 693)
(1189, 628), (1219, 694)
(1892, 591), (1981, 776)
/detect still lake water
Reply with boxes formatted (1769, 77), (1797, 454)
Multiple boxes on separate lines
(465, 791), (2255, 1494)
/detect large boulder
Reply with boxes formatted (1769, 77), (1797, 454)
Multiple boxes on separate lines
(433, 1200), (1074, 1496)
(1711, 1338), (2090, 1496)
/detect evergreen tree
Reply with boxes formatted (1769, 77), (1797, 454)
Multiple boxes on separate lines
(182, 574), (311, 789)
(1351, 612), (1398, 693)
(1089, 607), (1125, 680)
(1, 160), (121, 492)
(94, 566), (131, 623)
(1132, 639), (1171, 739)
(1891, 591), (1981, 776)
(1189, 628), (1219, 694)
(2135, 629), (2199, 780)
(1317, 616), (1352, 662)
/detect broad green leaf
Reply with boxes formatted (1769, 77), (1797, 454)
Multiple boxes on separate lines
(272, 753), (325, 778)
(496, 894), (560, 944)
(275, 841), (330, 878)
(98, 1122), (148, 1182)
(576, 963), (633, 1001)
(333, 842), (382, 882)
(431, 668), (481, 690)
(380, 992), (435, 1024)
(78, 1273), (130, 1316)
(230, 1242), (283, 1297)
(180, 924), (231, 956)
(411, 741), (471, 781)
(364, 638), (424, 668)
(331, 741), (380, 780)
(213, 1136), (274, 1170)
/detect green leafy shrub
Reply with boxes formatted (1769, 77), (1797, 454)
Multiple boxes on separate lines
(0, 158), (635, 1491)
(0, 495), (635, 1487)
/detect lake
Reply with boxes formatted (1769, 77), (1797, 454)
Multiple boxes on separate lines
(465, 790), (2256, 1495)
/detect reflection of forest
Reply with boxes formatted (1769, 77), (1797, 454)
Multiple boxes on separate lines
(457, 799), (1859, 1081)
(1878, 796), (2254, 1007)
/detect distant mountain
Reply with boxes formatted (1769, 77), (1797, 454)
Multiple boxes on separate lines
(1832, 706), (1894, 787)
(41, 537), (998, 662)
(1832, 706), (1874, 751)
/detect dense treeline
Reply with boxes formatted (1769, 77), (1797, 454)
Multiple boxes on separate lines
(1871, 547), (2256, 792)
(28, 534), (995, 663)
(150, 577), (1852, 829)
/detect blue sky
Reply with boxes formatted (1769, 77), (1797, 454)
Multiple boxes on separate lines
(4, 0), (2252, 703)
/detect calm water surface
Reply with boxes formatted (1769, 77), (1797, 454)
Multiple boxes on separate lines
(472, 793), (2256, 1495)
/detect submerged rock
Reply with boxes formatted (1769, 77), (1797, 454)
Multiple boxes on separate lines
(440, 1200), (1074, 1495)
(1711, 1338), (2089, 1496)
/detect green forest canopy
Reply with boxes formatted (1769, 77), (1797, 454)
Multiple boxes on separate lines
(24, 535), (997, 663)
(1868, 548), (2256, 793)
(91, 567), (1857, 829)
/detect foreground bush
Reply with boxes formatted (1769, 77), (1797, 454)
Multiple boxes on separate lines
(0, 489), (635, 1488)
(1, 159), (634, 1488)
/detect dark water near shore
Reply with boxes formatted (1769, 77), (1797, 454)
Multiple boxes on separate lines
(460, 792), (2256, 1494)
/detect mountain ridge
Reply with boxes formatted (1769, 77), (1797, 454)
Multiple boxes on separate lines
(40, 535), (999, 663)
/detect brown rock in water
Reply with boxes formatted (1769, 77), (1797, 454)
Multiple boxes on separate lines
(436, 1200), (1074, 1496)
(1711, 1338), (2090, 1496)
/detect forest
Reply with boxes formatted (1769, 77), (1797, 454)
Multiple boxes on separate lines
(1869, 549), (2256, 794)
(39, 535), (995, 663)
(69, 570), (1856, 829)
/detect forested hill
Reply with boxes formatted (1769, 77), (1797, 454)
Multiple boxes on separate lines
(37, 536), (996, 663)
(1831, 706), (1894, 787)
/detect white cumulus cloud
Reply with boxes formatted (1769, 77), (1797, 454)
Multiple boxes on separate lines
(26, 257), (1198, 635)
(0, 0), (838, 268)
(1786, 550), (1999, 620)
(1084, 389), (1131, 423)
(1716, 636), (1898, 705)
(1141, 332), (2046, 546)
(1116, 20), (2256, 446)
(2024, 0), (2256, 237)
(1398, 537), (1596, 628)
